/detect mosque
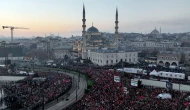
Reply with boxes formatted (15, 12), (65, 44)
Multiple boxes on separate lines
(81, 5), (119, 59)
(79, 5), (138, 66)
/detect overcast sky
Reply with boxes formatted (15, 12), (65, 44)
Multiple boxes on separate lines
(0, 0), (190, 37)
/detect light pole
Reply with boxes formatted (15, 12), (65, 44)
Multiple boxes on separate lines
(42, 93), (44, 110)
(76, 78), (78, 101)
(32, 60), (34, 72)
(78, 72), (79, 89)
(86, 75), (88, 89)
(77, 57), (80, 89)
(179, 82), (181, 93)
(177, 82), (181, 110)
(120, 60), (124, 86)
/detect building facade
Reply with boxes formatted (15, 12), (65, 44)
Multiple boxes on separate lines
(157, 53), (181, 67)
(53, 46), (72, 59)
(87, 49), (138, 66)
(73, 39), (82, 58)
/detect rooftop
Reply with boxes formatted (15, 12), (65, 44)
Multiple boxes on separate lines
(89, 48), (137, 53)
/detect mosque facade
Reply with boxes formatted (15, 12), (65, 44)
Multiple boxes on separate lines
(80, 5), (138, 66)
(81, 5), (119, 59)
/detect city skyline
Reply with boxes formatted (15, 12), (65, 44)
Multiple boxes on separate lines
(0, 0), (190, 37)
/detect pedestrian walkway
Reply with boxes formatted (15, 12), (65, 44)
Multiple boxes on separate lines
(46, 72), (87, 110)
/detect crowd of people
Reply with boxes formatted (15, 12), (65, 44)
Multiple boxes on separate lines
(64, 65), (189, 110)
(2, 72), (72, 109)
(1, 63), (190, 110)
(0, 67), (6, 75)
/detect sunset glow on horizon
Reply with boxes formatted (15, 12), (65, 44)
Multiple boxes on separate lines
(0, 0), (190, 37)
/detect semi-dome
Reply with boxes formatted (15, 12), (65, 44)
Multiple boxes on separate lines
(87, 26), (99, 33)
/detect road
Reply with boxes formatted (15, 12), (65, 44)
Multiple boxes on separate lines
(33, 68), (87, 110)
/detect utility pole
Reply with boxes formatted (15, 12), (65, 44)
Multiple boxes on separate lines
(121, 60), (124, 85)
(79, 72), (80, 82)
(78, 74), (80, 89)
(179, 83), (180, 92)
(33, 60), (34, 72)
(47, 41), (50, 60)
(76, 78), (78, 101)
(86, 75), (88, 89)
(42, 93), (44, 110)
(178, 82), (181, 110)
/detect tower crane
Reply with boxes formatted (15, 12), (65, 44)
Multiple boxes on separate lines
(2, 26), (29, 42)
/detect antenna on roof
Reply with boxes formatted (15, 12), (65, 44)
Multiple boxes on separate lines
(92, 22), (93, 27)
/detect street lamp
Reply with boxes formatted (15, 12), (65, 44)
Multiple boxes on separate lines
(76, 78), (78, 101)
(42, 93), (45, 110)
(120, 59), (124, 85)
(78, 74), (80, 89)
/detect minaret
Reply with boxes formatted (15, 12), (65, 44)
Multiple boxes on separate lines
(82, 4), (86, 33)
(160, 27), (161, 34)
(82, 4), (87, 59)
(115, 7), (119, 49)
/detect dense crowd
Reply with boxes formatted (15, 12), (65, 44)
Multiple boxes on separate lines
(121, 73), (188, 110)
(64, 65), (189, 110)
(0, 68), (6, 74)
(2, 72), (72, 109)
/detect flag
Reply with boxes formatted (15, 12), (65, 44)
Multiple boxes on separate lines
(114, 76), (120, 82)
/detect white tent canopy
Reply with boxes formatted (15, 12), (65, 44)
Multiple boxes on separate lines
(19, 71), (27, 74)
(150, 70), (158, 76)
(157, 93), (172, 99)
(28, 71), (35, 75)
(148, 64), (157, 67)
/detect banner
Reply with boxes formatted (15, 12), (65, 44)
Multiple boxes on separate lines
(114, 76), (120, 82)
(188, 76), (190, 80)
(166, 81), (173, 90)
(131, 79), (138, 86)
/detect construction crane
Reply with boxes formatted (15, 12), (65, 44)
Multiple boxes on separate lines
(2, 26), (29, 42)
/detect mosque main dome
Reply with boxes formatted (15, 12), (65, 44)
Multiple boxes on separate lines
(87, 26), (99, 33)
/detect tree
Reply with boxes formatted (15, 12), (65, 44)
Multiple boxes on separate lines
(181, 42), (190, 47)
(29, 43), (37, 50)
(139, 49), (149, 58)
(64, 55), (69, 61)
(180, 52), (186, 64)
(76, 57), (82, 63)
(83, 59), (92, 64)
(25, 50), (54, 60)
(151, 49), (159, 57)
(166, 48), (173, 51)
